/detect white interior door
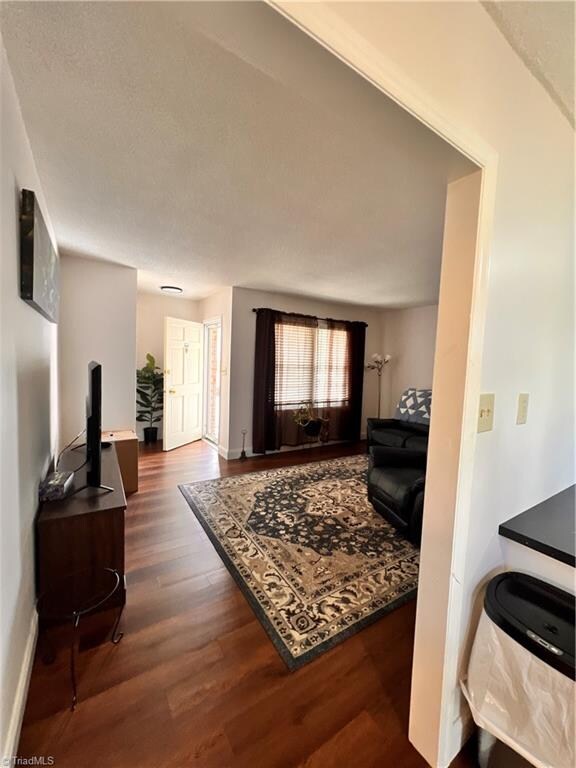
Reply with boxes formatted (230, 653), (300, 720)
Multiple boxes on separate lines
(163, 317), (203, 451)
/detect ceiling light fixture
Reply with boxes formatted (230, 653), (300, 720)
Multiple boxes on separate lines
(160, 285), (183, 294)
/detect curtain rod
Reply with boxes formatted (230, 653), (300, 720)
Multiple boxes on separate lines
(252, 307), (367, 327)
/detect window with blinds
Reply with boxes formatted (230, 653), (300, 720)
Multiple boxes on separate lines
(274, 322), (350, 410)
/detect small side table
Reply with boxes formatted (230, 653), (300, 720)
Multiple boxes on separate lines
(101, 429), (139, 493)
(37, 567), (124, 710)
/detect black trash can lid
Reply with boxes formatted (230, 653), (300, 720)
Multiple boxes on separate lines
(484, 571), (575, 680)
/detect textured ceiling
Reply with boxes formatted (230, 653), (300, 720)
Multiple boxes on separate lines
(482, 1), (575, 128)
(1, 1), (476, 307)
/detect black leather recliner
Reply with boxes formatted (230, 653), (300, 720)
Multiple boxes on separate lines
(367, 446), (426, 546)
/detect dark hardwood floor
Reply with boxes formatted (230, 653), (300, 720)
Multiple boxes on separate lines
(19, 440), (474, 767)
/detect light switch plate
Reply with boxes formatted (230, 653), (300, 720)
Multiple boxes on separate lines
(517, 393), (529, 425)
(478, 393), (495, 433)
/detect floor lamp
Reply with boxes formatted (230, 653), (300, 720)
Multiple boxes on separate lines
(365, 353), (391, 419)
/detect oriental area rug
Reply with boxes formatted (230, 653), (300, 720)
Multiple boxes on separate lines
(179, 455), (419, 669)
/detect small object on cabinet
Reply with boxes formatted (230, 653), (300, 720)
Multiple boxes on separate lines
(39, 470), (74, 502)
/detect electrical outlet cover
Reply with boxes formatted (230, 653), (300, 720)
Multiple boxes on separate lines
(517, 393), (529, 425)
(478, 393), (495, 433)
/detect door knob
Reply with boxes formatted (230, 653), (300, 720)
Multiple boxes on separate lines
(169, 388), (176, 394)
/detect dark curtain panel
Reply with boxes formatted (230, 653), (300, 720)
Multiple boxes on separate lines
(252, 309), (367, 453)
(344, 320), (367, 440)
(252, 308), (279, 454)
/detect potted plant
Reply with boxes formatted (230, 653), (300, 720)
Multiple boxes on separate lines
(136, 353), (164, 444)
(293, 402), (329, 439)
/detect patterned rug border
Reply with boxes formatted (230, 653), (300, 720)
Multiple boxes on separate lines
(178, 458), (417, 671)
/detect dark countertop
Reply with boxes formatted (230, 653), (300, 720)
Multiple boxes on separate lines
(499, 484), (575, 567)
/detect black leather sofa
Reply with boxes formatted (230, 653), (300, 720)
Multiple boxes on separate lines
(367, 446), (426, 546)
(366, 388), (431, 454)
(367, 417), (429, 453)
(366, 389), (432, 545)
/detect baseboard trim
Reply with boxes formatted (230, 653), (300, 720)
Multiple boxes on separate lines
(224, 446), (253, 460)
(224, 438), (366, 461)
(2, 609), (38, 762)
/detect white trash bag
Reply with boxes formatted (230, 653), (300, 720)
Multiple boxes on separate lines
(462, 609), (575, 768)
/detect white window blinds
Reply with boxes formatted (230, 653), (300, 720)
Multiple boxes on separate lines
(274, 322), (350, 409)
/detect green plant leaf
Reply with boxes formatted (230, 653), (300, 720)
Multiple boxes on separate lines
(137, 360), (162, 421)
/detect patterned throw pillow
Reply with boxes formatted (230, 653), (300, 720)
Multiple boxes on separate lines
(395, 388), (432, 424)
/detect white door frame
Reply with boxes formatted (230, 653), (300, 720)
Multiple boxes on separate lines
(202, 316), (222, 446)
(268, 4), (498, 767)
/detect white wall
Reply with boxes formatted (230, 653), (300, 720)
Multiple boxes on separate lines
(59, 254), (137, 444)
(0, 42), (58, 760)
(199, 287), (233, 456)
(274, 3), (575, 766)
(136, 292), (200, 440)
(136, 292), (200, 369)
(227, 286), (382, 458)
(380, 305), (438, 416)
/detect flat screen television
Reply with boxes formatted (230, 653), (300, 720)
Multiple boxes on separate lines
(86, 362), (102, 487)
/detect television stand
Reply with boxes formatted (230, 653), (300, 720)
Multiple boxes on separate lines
(36, 443), (126, 622)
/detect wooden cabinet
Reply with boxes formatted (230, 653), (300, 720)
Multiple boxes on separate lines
(36, 444), (127, 616)
(101, 429), (138, 494)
